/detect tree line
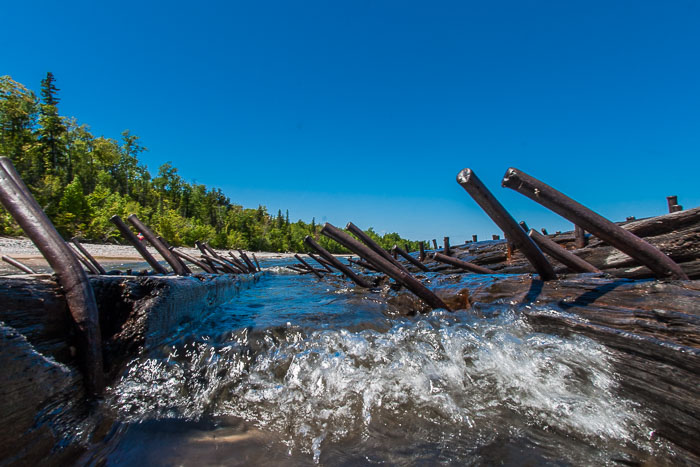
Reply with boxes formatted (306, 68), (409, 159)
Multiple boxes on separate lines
(0, 73), (424, 253)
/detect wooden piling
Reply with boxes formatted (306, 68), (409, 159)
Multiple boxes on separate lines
(322, 223), (449, 310)
(237, 249), (258, 273)
(127, 214), (188, 275)
(456, 168), (556, 281)
(1, 255), (36, 274)
(502, 167), (688, 280)
(574, 224), (587, 249)
(528, 229), (601, 273)
(394, 244), (430, 272)
(419, 241), (426, 262)
(304, 236), (372, 288)
(294, 254), (323, 279)
(170, 248), (216, 273)
(110, 215), (168, 274)
(346, 222), (411, 274)
(432, 239), (438, 250)
(0, 157), (104, 395)
(71, 238), (107, 274)
(308, 252), (334, 272)
(443, 236), (451, 256)
(431, 252), (496, 274)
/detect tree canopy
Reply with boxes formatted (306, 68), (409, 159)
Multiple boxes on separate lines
(0, 74), (424, 253)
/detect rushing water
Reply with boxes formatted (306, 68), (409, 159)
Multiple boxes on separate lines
(89, 258), (671, 465)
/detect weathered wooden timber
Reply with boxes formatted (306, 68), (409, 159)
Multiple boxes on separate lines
(308, 252), (334, 272)
(419, 274), (699, 463)
(128, 214), (189, 275)
(322, 223), (449, 310)
(171, 247), (216, 273)
(110, 215), (168, 274)
(294, 254), (323, 278)
(0, 157), (105, 395)
(1, 255), (36, 274)
(346, 222), (411, 274)
(303, 236), (373, 288)
(71, 238), (107, 275)
(431, 252), (496, 274)
(457, 168), (557, 281)
(0, 272), (263, 466)
(528, 229), (601, 273)
(502, 167), (688, 280)
(394, 244), (431, 271)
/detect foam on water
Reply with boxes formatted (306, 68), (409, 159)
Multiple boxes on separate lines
(108, 306), (653, 464)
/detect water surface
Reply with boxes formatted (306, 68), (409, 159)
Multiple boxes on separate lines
(92, 259), (669, 465)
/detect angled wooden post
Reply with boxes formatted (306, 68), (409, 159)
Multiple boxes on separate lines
(502, 167), (687, 280)
(456, 168), (556, 281)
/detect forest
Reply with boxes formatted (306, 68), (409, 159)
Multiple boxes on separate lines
(0, 73), (423, 253)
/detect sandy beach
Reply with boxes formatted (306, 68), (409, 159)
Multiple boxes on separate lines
(0, 236), (296, 274)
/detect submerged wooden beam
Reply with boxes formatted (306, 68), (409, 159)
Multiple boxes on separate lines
(308, 252), (333, 272)
(170, 248), (216, 273)
(322, 223), (449, 310)
(0, 157), (104, 395)
(1, 255), (36, 274)
(294, 254), (323, 279)
(528, 229), (601, 273)
(346, 222), (411, 274)
(303, 236), (372, 288)
(393, 244), (430, 272)
(501, 167), (688, 280)
(431, 252), (496, 274)
(457, 168), (557, 281)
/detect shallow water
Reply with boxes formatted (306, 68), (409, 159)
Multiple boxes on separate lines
(90, 259), (671, 465)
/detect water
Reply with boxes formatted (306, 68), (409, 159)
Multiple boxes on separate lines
(90, 259), (671, 465)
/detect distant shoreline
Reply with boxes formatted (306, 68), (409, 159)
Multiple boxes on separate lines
(0, 236), (300, 271)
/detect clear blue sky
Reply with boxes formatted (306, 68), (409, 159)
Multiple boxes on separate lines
(3, 1), (699, 241)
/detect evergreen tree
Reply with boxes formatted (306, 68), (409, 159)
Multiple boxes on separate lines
(38, 72), (67, 174)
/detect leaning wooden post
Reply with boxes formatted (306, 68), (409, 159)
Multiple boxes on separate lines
(391, 246), (398, 260)
(0, 157), (104, 395)
(346, 222), (411, 274)
(1, 255), (36, 274)
(128, 215), (188, 275)
(171, 248), (216, 273)
(294, 254), (323, 279)
(501, 167), (688, 280)
(443, 236), (450, 256)
(110, 215), (168, 274)
(237, 249), (258, 273)
(227, 252), (250, 273)
(71, 238), (107, 274)
(456, 168), (556, 281)
(393, 244), (430, 272)
(348, 257), (381, 273)
(419, 241), (426, 262)
(304, 236), (372, 288)
(158, 236), (190, 273)
(68, 243), (100, 275)
(528, 229), (601, 273)
(322, 223), (449, 310)
(251, 253), (262, 272)
(308, 252), (333, 272)
(574, 224), (587, 249)
(432, 239), (438, 250)
(195, 241), (220, 272)
(431, 252), (496, 274)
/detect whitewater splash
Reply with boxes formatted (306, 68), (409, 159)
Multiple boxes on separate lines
(108, 305), (655, 464)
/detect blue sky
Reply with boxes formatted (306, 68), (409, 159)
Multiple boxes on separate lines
(3, 1), (699, 241)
